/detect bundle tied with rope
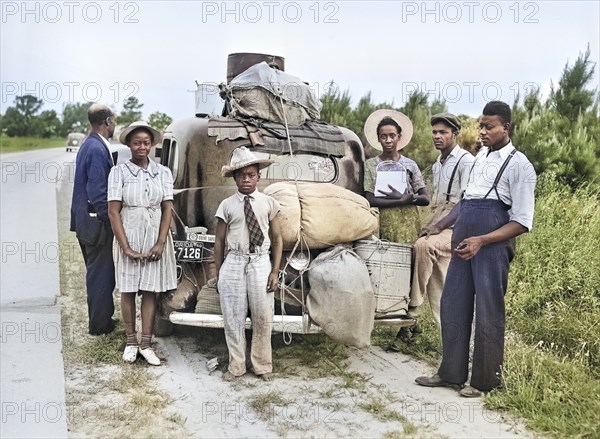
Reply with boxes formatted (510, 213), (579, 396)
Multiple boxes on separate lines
(266, 182), (379, 346)
(224, 61), (321, 127)
(263, 182), (379, 250)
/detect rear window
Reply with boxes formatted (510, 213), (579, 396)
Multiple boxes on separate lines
(161, 137), (179, 182)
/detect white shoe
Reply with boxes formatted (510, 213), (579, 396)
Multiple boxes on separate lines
(123, 345), (138, 363)
(139, 347), (161, 366)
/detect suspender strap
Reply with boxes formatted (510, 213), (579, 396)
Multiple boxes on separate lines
(484, 149), (518, 200)
(445, 152), (467, 203)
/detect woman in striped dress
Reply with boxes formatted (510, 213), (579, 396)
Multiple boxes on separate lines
(108, 121), (177, 365)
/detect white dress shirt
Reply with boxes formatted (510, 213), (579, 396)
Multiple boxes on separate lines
(97, 133), (115, 165)
(464, 142), (536, 230)
(215, 189), (281, 253)
(431, 145), (475, 206)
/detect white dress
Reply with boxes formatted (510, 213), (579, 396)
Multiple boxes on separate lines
(108, 160), (177, 293)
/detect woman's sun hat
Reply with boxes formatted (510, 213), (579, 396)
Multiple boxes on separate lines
(364, 109), (414, 151)
(119, 121), (162, 146)
(221, 146), (274, 177)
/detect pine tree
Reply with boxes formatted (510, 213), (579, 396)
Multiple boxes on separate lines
(550, 45), (597, 120)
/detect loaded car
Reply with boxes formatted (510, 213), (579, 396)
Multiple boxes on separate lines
(153, 53), (415, 341)
(66, 132), (86, 152)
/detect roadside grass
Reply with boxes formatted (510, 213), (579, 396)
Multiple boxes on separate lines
(487, 175), (600, 439)
(507, 175), (600, 374)
(0, 135), (64, 153)
(248, 389), (293, 419)
(487, 340), (600, 439)
(371, 306), (442, 366)
(58, 250), (125, 367)
(272, 333), (351, 377)
(358, 398), (406, 422)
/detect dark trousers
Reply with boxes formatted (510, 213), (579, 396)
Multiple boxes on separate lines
(438, 199), (514, 391)
(79, 236), (115, 334)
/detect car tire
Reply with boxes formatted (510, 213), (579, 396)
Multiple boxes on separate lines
(154, 317), (174, 337)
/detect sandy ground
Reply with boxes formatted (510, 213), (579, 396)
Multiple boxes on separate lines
(62, 326), (536, 438)
(146, 329), (533, 439)
(56, 156), (535, 439)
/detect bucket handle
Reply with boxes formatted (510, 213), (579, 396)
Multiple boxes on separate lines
(356, 239), (391, 261)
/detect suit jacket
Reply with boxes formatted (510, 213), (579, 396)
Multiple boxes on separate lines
(70, 133), (115, 232)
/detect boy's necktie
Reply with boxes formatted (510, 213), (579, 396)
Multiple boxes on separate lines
(244, 195), (264, 252)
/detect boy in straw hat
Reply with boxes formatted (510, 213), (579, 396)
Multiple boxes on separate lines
(214, 147), (283, 381)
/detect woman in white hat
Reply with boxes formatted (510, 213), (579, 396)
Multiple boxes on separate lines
(107, 121), (177, 366)
(363, 110), (430, 243)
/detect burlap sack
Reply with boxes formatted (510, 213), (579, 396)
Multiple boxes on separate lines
(264, 182), (378, 250)
(306, 246), (375, 348)
(263, 183), (301, 250)
(230, 87), (311, 126)
(195, 278), (222, 315)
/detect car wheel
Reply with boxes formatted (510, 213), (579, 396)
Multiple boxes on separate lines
(154, 317), (174, 337)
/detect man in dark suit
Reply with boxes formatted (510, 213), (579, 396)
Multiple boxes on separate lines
(70, 104), (117, 335)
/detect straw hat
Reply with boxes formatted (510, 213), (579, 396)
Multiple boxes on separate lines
(363, 109), (414, 151)
(221, 146), (274, 177)
(119, 121), (162, 146)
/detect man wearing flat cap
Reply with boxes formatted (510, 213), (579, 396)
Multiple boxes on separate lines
(408, 113), (474, 327)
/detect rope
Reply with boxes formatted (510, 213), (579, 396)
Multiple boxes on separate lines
(181, 263), (200, 294)
(277, 226), (314, 345)
(352, 239), (392, 262)
(279, 234), (301, 345)
(276, 78), (294, 158)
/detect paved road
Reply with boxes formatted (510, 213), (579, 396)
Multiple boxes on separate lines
(1, 148), (71, 438)
(0, 145), (129, 438)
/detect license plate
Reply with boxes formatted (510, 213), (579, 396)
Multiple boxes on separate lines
(173, 241), (208, 261)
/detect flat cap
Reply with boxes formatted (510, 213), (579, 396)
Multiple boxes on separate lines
(431, 112), (461, 131)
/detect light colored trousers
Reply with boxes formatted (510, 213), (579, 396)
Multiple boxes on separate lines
(218, 252), (274, 376)
(410, 228), (453, 326)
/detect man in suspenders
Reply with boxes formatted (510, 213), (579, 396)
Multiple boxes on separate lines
(406, 113), (474, 329)
(416, 101), (537, 397)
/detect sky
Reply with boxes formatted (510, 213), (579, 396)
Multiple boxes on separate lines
(1, 0), (599, 123)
